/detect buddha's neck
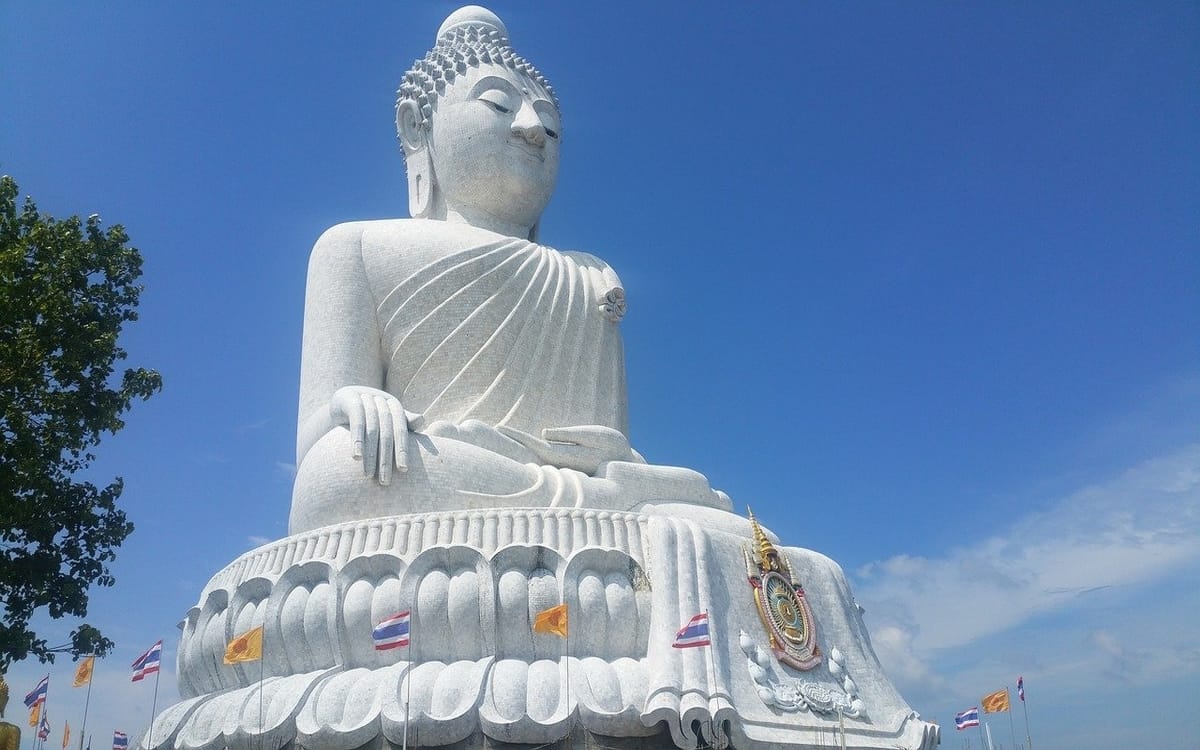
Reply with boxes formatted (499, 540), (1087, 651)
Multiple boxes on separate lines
(444, 206), (533, 241)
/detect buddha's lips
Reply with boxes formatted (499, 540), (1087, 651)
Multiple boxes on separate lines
(508, 140), (544, 162)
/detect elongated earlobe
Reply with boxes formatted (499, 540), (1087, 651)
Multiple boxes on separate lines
(407, 150), (435, 219)
(397, 100), (435, 218)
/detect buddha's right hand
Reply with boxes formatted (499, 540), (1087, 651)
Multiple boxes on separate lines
(495, 424), (634, 475)
(330, 386), (408, 485)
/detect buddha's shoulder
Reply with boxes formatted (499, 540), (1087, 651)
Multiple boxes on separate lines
(314, 218), (604, 259)
(312, 218), (456, 254)
(311, 219), (614, 271)
(313, 218), (539, 255)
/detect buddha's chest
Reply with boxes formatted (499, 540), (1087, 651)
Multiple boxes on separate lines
(363, 239), (620, 338)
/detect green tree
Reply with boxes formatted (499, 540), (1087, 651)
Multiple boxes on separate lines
(0, 175), (162, 671)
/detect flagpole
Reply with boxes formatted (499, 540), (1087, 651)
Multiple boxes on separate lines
(1004, 688), (1018, 750)
(701, 609), (722, 750)
(976, 717), (986, 750)
(1020, 686), (1033, 750)
(258, 637), (266, 750)
(44, 680), (51, 750)
(564, 612), (572, 740)
(146, 665), (161, 750)
(45, 679), (51, 750)
(77, 659), (93, 750)
(403, 614), (412, 750)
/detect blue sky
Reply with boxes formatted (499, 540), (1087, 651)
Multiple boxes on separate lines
(2, 2), (1197, 749)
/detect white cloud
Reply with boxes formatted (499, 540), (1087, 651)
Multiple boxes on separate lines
(854, 443), (1200, 681)
(870, 623), (945, 689)
(247, 535), (271, 547)
(235, 417), (270, 434)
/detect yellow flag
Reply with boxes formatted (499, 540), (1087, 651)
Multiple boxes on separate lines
(73, 655), (95, 687)
(981, 687), (1011, 713)
(224, 625), (264, 664)
(62, 721), (70, 750)
(29, 702), (40, 727)
(533, 604), (568, 638)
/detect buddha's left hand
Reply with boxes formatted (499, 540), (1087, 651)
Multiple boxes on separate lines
(495, 425), (634, 475)
(329, 385), (410, 485)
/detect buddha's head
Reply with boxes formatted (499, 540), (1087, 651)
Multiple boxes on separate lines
(396, 6), (561, 240)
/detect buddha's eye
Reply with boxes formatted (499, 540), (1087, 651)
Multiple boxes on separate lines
(478, 89), (514, 114)
(545, 127), (558, 139)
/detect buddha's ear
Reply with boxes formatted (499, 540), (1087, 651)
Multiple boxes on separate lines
(397, 100), (435, 218)
(396, 100), (425, 152)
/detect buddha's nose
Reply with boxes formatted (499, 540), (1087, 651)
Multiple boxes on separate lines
(511, 102), (545, 146)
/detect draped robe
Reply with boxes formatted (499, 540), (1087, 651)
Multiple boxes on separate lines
(290, 220), (728, 534)
(369, 226), (626, 434)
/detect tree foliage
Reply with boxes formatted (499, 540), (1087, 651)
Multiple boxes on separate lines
(0, 175), (162, 671)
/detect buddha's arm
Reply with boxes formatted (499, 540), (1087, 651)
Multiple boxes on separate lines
(495, 424), (637, 474)
(296, 223), (410, 482)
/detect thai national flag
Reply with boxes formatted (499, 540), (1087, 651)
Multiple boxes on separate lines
(1017, 676), (1025, 702)
(131, 640), (163, 682)
(24, 675), (48, 708)
(373, 611), (411, 650)
(955, 707), (981, 730)
(672, 612), (712, 649)
(37, 713), (50, 741)
(113, 731), (129, 750)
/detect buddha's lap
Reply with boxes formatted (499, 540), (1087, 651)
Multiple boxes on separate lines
(289, 426), (731, 534)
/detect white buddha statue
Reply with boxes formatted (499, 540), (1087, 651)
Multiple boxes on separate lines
(289, 5), (730, 535)
(155, 9), (939, 750)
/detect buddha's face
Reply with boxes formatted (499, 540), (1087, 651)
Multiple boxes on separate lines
(427, 63), (561, 233)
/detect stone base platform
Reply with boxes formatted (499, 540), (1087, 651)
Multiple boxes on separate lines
(146, 507), (938, 750)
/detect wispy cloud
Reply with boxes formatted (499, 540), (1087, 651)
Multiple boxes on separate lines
(247, 535), (271, 548)
(275, 461), (297, 480)
(235, 417), (270, 434)
(855, 443), (1200, 687)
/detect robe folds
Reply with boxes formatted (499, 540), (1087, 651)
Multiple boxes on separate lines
(364, 230), (628, 435)
(290, 220), (729, 534)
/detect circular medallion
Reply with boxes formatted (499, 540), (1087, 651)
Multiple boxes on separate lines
(762, 571), (810, 646)
(744, 511), (822, 670)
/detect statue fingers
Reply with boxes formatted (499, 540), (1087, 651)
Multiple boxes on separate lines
(375, 395), (394, 486)
(532, 440), (604, 473)
(539, 426), (580, 446)
(361, 392), (380, 478)
(331, 387), (367, 460)
(387, 397), (408, 473)
(496, 424), (547, 452)
(542, 425), (631, 458)
(498, 425), (605, 473)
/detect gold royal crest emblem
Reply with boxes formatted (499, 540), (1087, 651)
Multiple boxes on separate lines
(743, 510), (822, 671)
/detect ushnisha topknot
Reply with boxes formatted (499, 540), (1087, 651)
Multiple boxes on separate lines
(396, 5), (559, 143)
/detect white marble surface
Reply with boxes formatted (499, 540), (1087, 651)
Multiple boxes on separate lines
(155, 508), (936, 750)
(161, 6), (939, 748)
